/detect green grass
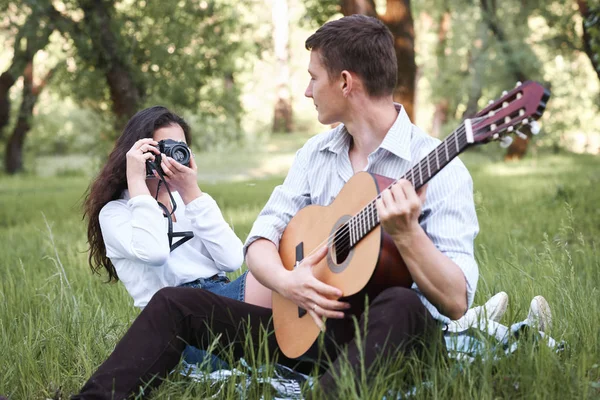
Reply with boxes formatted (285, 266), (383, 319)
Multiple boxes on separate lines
(0, 149), (599, 399)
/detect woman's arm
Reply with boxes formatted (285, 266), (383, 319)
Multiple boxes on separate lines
(185, 194), (244, 272)
(100, 197), (170, 266)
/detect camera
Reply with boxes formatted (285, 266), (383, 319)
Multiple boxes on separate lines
(146, 139), (192, 177)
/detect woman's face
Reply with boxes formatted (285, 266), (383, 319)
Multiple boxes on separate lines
(153, 123), (186, 144)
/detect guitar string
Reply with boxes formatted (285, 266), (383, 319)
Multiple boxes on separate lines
(330, 133), (472, 255)
(325, 130), (471, 256)
(328, 115), (489, 255)
(329, 114), (489, 254)
(296, 122), (475, 263)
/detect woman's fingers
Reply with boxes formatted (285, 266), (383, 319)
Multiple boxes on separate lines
(139, 143), (160, 154)
(142, 152), (155, 161)
(134, 138), (157, 150)
(160, 156), (173, 176)
(167, 157), (187, 171)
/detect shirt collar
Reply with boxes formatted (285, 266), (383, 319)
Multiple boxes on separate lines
(379, 103), (412, 162)
(318, 124), (350, 154)
(319, 103), (412, 162)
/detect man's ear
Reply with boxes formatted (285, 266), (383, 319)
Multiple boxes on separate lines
(340, 70), (353, 97)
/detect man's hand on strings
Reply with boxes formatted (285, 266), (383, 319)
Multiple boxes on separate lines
(280, 246), (350, 331)
(376, 179), (428, 248)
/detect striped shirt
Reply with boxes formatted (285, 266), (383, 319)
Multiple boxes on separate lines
(244, 104), (479, 324)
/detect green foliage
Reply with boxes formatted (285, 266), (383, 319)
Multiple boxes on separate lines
(5, 0), (268, 150)
(302, 0), (339, 27)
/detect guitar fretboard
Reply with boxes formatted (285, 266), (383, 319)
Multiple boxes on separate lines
(335, 124), (471, 251)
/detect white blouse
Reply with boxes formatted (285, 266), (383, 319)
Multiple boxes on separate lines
(99, 190), (243, 308)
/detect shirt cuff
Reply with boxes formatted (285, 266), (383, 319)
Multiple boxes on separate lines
(184, 193), (218, 216)
(444, 251), (479, 309)
(243, 227), (281, 258)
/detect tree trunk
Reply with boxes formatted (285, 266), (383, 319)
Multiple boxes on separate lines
(340, 0), (416, 121)
(462, 19), (488, 119)
(577, 0), (600, 82)
(381, 0), (416, 120)
(5, 62), (52, 174)
(431, 99), (449, 138)
(341, 0), (377, 17)
(2, 4), (62, 172)
(0, 7), (56, 141)
(0, 71), (17, 141)
(272, 0), (293, 133)
(80, 0), (142, 130)
(430, 6), (450, 137)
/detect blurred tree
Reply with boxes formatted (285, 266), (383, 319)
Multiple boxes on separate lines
(78, 0), (142, 127)
(0, 1), (67, 173)
(578, 0), (600, 82)
(5, 61), (54, 173)
(430, 2), (451, 137)
(273, 0), (294, 133)
(0, 2), (56, 142)
(1, 0), (260, 173)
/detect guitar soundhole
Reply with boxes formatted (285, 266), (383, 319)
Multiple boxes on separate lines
(333, 229), (350, 264)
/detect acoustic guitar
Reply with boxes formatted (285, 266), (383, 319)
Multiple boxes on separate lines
(272, 81), (551, 359)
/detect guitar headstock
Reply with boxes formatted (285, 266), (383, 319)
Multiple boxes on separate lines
(469, 81), (550, 147)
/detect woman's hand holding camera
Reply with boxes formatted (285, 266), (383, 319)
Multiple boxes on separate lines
(126, 139), (160, 197)
(158, 154), (202, 204)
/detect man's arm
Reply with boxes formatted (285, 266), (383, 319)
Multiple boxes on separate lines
(391, 222), (468, 320)
(376, 163), (478, 320)
(244, 147), (349, 328)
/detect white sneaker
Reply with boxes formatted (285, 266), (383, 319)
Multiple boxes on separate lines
(446, 292), (508, 332)
(527, 295), (552, 332)
(484, 291), (509, 322)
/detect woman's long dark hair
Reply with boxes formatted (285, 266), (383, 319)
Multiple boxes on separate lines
(84, 106), (191, 282)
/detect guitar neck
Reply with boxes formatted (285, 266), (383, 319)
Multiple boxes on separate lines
(345, 121), (473, 248)
(401, 121), (472, 190)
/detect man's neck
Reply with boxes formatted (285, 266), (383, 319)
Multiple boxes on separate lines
(343, 97), (398, 159)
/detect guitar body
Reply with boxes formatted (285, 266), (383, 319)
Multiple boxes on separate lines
(272, 172), (413, 359)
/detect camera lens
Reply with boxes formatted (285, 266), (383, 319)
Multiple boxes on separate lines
(169, 144), (191, 166)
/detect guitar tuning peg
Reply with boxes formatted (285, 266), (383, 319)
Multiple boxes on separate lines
(529, 120), (540, 135)
(516, 81), (522, 87)
(499, 136), (513, 148)
(502, 91), (508, 96)
(488, 100), (494, 105)
(516, 130), (528, 140)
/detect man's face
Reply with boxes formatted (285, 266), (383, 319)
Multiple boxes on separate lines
(305, 50), (344, 125)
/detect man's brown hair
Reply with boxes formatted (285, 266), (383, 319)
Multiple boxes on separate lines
(305, 14), (397, 98)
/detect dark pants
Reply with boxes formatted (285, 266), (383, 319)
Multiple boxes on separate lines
(73, 286), (442, 399)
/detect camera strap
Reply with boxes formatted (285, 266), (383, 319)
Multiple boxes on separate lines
(147, 160), (194, 252)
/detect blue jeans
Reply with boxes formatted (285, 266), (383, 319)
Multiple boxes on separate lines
(178, 271), (248, 369)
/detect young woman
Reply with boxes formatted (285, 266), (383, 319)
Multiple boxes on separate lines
(83, 106), (271, 310)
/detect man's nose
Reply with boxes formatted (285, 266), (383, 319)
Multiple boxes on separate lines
(304, 83), (312, 98)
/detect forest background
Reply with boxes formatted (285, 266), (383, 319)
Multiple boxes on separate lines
(1, 0), (600, 175)
(1, 0), (600, 399)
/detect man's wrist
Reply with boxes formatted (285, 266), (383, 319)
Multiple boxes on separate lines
(391, 224), (426, 251)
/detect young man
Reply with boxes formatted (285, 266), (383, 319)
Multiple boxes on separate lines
(73, 15), (478, 399)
